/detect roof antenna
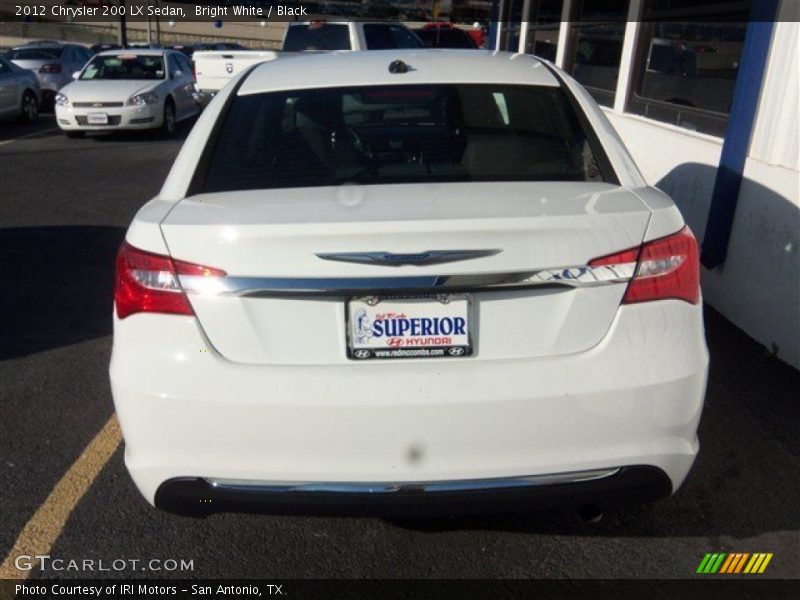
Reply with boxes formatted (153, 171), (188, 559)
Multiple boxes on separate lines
(388, 60), (410, 74)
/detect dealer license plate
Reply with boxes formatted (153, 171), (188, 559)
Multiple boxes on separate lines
(347, 295), (472, 360)
(87, 113), (108, 125)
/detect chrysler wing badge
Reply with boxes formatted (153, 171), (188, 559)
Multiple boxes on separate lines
(315, 249), (502, 267)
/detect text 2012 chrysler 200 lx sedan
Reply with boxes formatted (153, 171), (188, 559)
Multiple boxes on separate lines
(110, 50), (709, 517)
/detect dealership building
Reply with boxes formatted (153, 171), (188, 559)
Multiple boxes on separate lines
(487, 0), (799, 368)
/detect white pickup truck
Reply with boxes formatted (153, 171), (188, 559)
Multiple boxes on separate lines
(194, 21), (423, 102)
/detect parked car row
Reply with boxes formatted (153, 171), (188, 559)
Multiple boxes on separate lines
(0, 39), (251, 129)
(2, 24), (483, 132)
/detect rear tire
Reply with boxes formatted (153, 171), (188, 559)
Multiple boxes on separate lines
(65, 131), (85, 139)
(19, 91), (39, 124)
(161, 100), (177, 138)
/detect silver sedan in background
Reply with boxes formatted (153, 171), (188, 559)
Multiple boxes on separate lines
(0, 55), (41, 123)
(7, 41), (92, 107)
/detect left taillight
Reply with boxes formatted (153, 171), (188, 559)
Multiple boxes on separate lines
(114, 241), (226, 319)
(589, 226), (700, 305)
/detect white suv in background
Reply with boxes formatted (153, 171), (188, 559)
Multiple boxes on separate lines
(111, 50), (708, 518)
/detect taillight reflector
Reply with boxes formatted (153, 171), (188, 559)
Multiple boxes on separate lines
(589, 227), (700, 305)
(114, 242), (226, 319)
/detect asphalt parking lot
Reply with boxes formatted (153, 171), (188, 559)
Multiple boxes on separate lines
(1, 115), (799, 580)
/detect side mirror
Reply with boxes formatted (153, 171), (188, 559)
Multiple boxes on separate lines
(72, 71), (80, 80)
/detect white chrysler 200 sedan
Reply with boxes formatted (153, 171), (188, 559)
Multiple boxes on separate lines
(110, 50), (709, 518)
(55, 49), (199, 138)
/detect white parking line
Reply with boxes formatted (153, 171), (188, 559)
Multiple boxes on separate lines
(0, 127), (59, 147)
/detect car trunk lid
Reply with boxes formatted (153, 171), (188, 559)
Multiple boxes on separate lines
(160, 181), (651, 365)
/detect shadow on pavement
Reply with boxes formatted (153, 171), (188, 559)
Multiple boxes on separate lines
(0, 115), (58, 143)
(0, 114), (194, 145)
(0, 225), (125, 359)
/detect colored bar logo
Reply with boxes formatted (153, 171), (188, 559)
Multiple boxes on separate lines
(697, 553), (773, 574)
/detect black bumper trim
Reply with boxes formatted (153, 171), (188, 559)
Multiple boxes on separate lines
(154, 466), (672, 518)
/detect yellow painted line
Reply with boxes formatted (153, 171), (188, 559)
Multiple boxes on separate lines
(0, 127), (59, 147)
(0, 414), (122, 580)
(758, 553), (773, 573)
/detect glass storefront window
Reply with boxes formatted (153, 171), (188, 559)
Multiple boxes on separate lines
(628, 1), (752, 136)
(567, 0), (630, 108)
(523, 0), (564, 62)
(502, 0), (527, 51)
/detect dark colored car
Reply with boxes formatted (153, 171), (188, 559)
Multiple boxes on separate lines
(415, 27), (478, 49)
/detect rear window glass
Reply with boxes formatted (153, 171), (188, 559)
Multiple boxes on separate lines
(283, 24), (351, 51)
(201, 84), (609, 193)
(80, 54), (165, 80)
(9, 47), (63, 60)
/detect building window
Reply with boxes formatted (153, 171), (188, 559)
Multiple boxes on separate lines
(566, 0), (629, 108)
(627, 0), (752, 136)
(523, 0), (564, 62)
(500, 0), (527, 51)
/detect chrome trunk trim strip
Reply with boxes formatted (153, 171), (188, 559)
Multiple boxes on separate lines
(178, 262), (635, 297)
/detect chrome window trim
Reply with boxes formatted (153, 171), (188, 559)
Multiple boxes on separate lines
(178, 263), (635, 297)
(205, 468), (621, 494)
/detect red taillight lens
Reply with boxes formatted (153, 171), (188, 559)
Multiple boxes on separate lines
(39, 64), (62, 74)
(589, 227), (700, 305)
(114, 242), (226, 319)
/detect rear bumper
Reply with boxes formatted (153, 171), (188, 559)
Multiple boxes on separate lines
(110, 300), (708, 514)
(155, 466), (672, 517)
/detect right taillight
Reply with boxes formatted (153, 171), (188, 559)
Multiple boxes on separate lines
(590, 226), (700, 305)
(114, 241), (226, 319)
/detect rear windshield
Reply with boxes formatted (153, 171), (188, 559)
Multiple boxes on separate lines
(9, 47), (63, 60)
(201, 84), (609, 193)
(283, 24), (351, 51)
(80, 54), (165, 80)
